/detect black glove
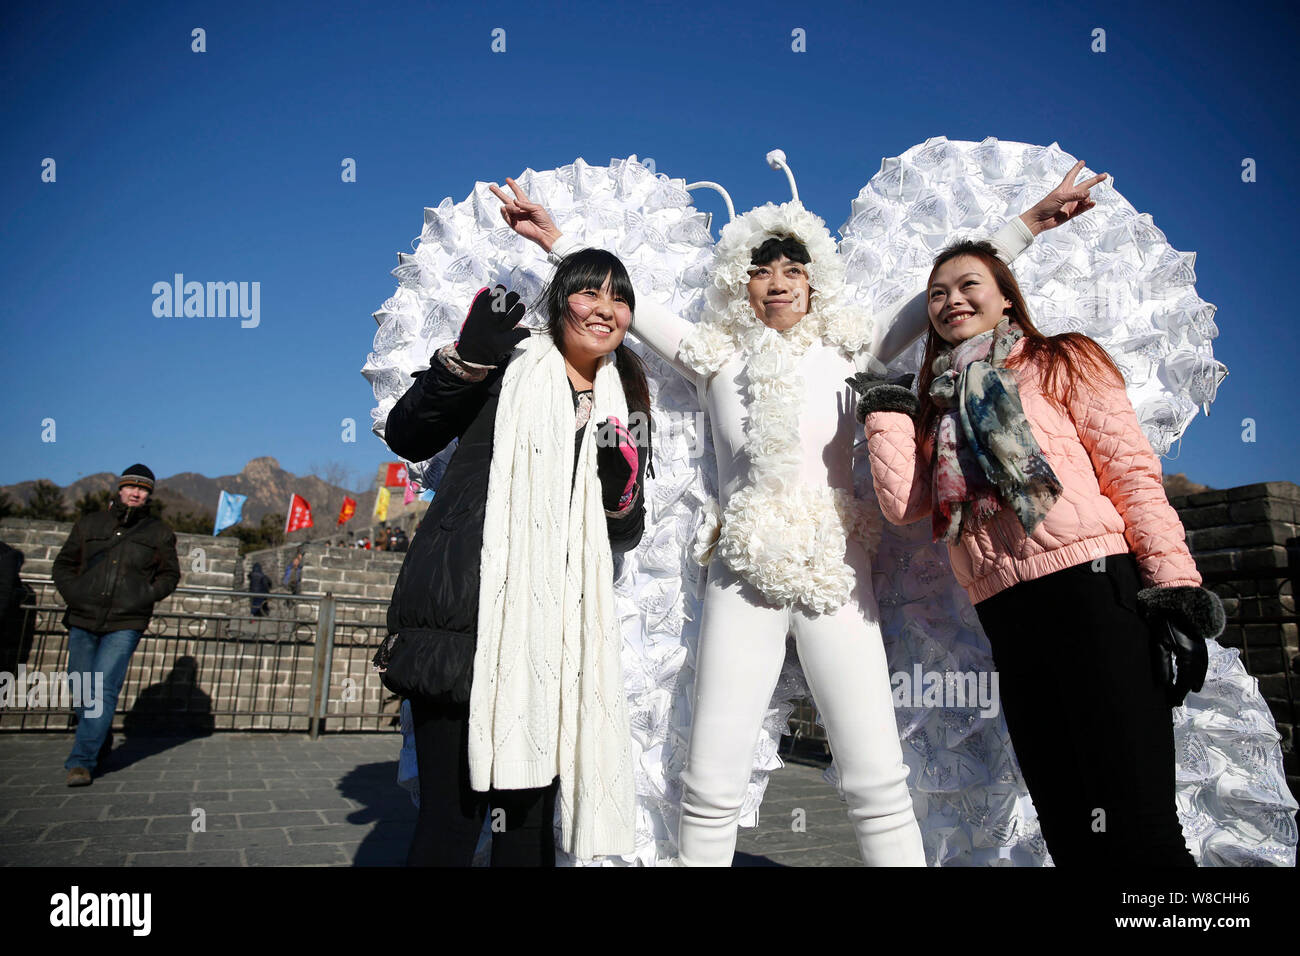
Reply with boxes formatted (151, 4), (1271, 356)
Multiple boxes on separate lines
(845, 372), (918, 424)
(1137, 586), (1223, 707)
(595, 418), (640, 512)
(455, 285), (528, 365)
(1150, 619), (1209, 707)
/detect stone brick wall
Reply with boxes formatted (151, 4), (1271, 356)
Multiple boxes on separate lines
(0, 517), (242, 593)
(1169, 481), (1300, 796)
(241, 542), (405, 604)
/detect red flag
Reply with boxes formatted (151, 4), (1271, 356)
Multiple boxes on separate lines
(285, 494), (314, 533)
(385, 463), (409, 488)
(403, 481), (417, 506)
(337, 496), (357, 525)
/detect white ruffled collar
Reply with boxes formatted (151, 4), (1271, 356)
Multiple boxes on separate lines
(697, 294), (880, 613)
(678, 200), (883, 612)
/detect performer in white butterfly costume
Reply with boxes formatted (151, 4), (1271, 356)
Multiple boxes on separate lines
(365, 141), (1297, 866)
(491, 155), (1103, 866)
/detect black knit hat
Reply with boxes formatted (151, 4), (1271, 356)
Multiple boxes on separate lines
(118, 463), (156, 491)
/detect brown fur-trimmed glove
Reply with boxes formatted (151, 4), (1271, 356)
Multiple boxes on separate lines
(1137, 586), (1224, 707)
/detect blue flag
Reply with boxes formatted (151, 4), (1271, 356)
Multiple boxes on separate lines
(214, 490), (247, 535)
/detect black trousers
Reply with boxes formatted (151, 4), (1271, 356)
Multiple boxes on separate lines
(974, 553), (1195, 867)
(406, 695), (559, 867)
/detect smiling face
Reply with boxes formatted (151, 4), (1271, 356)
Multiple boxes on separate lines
(747, 255), (812, 332)
(560, 274), (632, 367)
(927, 255), (1014, 345)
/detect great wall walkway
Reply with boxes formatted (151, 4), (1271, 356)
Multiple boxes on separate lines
(0, 733), (860, 866)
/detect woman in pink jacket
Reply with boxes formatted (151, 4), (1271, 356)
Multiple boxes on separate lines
(851, 239), (1224, 867)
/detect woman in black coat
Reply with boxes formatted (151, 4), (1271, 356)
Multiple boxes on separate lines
(379, 249), (649, 866)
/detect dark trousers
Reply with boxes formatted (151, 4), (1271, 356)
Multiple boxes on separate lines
(974, 553), (1195, 867)
(406, 695), (559, 867)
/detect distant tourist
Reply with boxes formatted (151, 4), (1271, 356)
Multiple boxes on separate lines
(248, 562), (272, 616)
(51, 464), (180, 787)
(282, 551), (304, 595)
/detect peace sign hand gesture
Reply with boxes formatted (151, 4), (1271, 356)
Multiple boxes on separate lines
(489, 177), (563, 252)
(1018, 160), (1108, 236)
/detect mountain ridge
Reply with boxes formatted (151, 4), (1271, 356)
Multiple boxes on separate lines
(4, 461), (1212, 523)
(2, 457), (379, 528)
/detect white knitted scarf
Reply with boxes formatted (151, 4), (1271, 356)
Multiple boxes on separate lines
(467, 332), (636, 859)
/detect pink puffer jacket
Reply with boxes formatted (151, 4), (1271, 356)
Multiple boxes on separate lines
(863, 337), (1202, 605)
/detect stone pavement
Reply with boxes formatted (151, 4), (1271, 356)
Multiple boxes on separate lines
(0, 733), (859, 866)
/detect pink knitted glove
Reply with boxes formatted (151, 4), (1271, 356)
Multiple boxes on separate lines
(596, 417), (639, 511)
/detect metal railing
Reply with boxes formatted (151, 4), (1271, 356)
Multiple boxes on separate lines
(0, 578), (398, 737)
(16, 553), (1287, 757)
(783, 699), (830, 757)
(2, 576), (831, 750)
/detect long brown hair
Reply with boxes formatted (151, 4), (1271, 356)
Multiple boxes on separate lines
(914, 240), (1124, 444)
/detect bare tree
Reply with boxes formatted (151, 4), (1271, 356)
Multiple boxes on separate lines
(307, 460), (359, 493)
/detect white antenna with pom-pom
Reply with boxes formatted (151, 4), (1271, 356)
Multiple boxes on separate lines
(766, 149), (799, 201)
(685, 179), (736, 223)
(685, 148), (799, 226)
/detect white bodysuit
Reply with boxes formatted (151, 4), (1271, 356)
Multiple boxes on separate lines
(550, 218), (1032, 865)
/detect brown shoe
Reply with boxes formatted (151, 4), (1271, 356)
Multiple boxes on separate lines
(66, 767), (92, 787)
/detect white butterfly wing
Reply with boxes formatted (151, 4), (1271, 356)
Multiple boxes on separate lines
(842, 136), (1224, 449)
(838, 137), (1294, 866)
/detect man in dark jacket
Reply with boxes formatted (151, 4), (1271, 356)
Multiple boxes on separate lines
(248, 562), (272, 616)
(52, 464), (180, 786)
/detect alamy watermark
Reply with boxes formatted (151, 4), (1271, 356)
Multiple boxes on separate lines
(890, 664), (1000, 718)
(593, 410), (709, 461)
(0, 666), (105, 717)
(50, 885), (151, 935)
(152, 274), (260, 328)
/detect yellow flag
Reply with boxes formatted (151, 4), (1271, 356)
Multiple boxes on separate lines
(373, 486), (390, 521)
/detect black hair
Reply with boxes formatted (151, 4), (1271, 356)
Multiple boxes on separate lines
(749, 235), (811, 268)
(538, 247), (651, 419)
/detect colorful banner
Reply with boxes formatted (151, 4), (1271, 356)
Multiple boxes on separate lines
(403, 481), (417, 506)
(385, 463), (409, 488)
(213, 490), (246, 536)
(285, 493), (313, 533)
(337, 496), (357, 525)
(373, 486), (390, 521)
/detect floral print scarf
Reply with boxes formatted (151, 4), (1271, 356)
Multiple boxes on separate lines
(929, 318), (1063, 543)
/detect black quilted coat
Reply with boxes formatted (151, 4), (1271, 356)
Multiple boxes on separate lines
(381, 352), (645, 703)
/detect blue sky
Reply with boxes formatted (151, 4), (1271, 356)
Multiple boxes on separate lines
(2, 0), (1297, 496)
